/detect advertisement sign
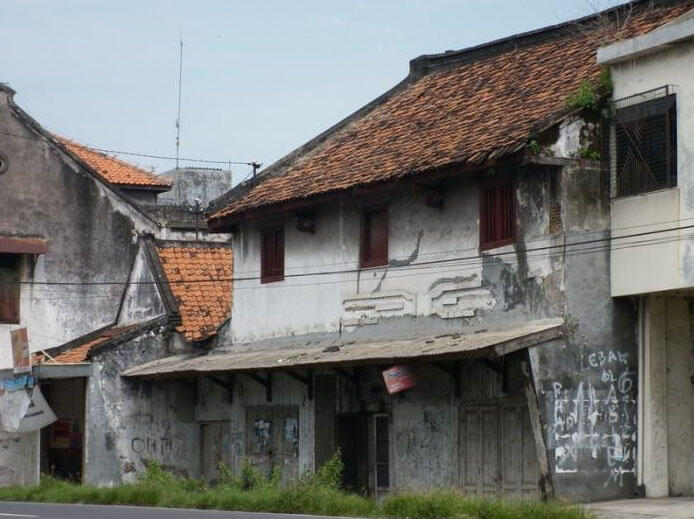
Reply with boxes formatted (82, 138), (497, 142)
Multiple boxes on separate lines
(10, 328), (31, 374)
(382, 364), (417, 394)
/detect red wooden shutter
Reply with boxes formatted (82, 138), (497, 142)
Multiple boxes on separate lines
(0, 255), (20, 323)
(361, 207), (388, 268)
(480, 181), (515, 250)
(261, 227), (284, 283)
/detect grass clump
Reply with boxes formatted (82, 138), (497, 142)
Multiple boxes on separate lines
(566, 81), (600, 113)
(0, 455), (590, 519)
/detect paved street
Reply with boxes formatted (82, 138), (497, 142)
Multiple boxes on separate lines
(587, 497), (694, 518)
(0, 502), (354, 519)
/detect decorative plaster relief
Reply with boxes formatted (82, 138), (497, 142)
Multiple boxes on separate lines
(341, 290), (415, 329)
(427, 280), (496, 319)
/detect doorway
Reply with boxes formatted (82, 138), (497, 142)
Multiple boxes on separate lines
(336, 413), (390, 496)
(245, 406), (300, 483)
(199, 420), (230, 484)
(459, 399), (539, 498)
(39, 378), (86, 482)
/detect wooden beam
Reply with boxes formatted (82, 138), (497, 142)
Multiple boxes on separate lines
(521, 350), (554, 501)
(205, 375), (234, 404)
(247, 372), (273, 402)
(433, 361), (461, 398)
(285, 370), (314, 400)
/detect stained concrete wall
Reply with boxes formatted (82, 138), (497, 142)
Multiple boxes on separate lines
(85, 329), (198, 485)
(116, 243), (166, 327)
(159, 168), (233, 208)
(0, 87), (157, 369)
(0, 431), (38, 486)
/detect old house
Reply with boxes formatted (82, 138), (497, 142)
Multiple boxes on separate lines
(124, 0), (692, 503)
(598, 10), (694, 497)
(0, 84), (230, 486)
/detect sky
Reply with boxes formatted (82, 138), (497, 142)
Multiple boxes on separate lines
(3, 0), (624, 183)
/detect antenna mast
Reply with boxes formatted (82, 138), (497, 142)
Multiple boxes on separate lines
(175, 32), (183, 171)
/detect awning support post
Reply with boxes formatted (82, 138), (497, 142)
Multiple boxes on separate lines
(334, 367), (359, 384)
(520, 350), (554, 501)
(433, 361), (461, 398)
(206, 375), (234, 404)
(248, 372), (273, 402)
(285, 370), (314, 400)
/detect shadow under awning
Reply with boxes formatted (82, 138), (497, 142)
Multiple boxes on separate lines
(123, 319), (565, 379)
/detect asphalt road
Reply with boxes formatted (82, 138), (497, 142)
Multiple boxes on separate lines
(0, 502), (355, 519)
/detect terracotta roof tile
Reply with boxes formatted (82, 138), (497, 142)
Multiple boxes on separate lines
(55, 136), (172, 189)
(35, 325), (137, 364)
(210, 2), (691, 224)
(156, 244), (232, 342)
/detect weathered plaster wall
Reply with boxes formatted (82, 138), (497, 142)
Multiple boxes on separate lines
(0, 89), (157, 368)
(232, 167), (565, 346)
(160, 168), (233, 207)
(0, 431), (38, 486)
(609, 39), (694, 295)
(116, 244), (166, 327)
(85, 329), (197, 485)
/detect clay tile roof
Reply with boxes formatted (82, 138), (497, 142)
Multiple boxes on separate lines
(35, 325), (137, 364)
(156, 244), (232, 342)
(55, 136), (172, 190)
(209, 1), (692, 225)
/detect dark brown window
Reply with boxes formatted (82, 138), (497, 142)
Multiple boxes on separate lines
(260, 227), (284, 283)
(614, 92), (677, 197)
(361, 206), (388, 268)
(480, 181), (515, 250)
(0, 254), (20, 323)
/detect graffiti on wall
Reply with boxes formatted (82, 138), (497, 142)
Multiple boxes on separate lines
(546, 349), (636, 486)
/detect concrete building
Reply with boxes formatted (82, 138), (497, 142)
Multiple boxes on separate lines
(598, 9), (694, 497)
(124, 0), (692, 502)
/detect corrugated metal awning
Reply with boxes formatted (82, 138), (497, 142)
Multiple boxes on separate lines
(123, 319), (565, 378)
(0, 236), (48, 254)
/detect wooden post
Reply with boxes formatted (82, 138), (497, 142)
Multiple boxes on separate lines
(521, 350), (555, 501)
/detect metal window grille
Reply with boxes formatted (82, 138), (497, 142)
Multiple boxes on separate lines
(602, 86), (677, 199)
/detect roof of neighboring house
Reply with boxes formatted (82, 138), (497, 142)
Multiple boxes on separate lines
(209, 1), (692, 227)
(35, 325), (137, 364)
(55, 136), (172, 190)
(155, 242), (232, 342)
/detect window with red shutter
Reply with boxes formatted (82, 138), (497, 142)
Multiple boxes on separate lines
(361, 206), (388, 268)
(479, 181), (516, 250)
(260, 227), (284, 283)
(0, 254), (20, 323)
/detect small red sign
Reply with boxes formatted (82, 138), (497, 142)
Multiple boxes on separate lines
(382, 364), (416, 394)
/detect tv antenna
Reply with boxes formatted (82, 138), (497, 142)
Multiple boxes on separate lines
(175, 31), (184, 171)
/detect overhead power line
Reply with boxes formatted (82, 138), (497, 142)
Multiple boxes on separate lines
(4, 220), (694, 288)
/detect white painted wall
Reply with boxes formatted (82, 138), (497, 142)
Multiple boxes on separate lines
(608, 38), (694, 296)
(640, 295), (694, 497)
(231, 181), (506, 345)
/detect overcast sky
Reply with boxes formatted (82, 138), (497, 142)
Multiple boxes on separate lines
(3, 0), (622, 182)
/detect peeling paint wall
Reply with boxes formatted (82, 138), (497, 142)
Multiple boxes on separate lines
(0, 89), (157, 369)
(0, 431), (37, 486)
(84, 329), (197, 486)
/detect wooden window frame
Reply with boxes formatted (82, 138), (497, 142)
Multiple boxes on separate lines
(479, 179), (516, 251)
(260, 226), (285, 284)
(0, 254), (20, 324)
(360, 205), (389, 269)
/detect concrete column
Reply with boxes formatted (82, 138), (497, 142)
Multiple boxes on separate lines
(641, 295), (669, 497)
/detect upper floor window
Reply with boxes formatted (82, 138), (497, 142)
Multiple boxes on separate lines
(361, 206), (388, 268)
(612, 88), (677, 198)
(0, 254), (20, 323)
(480, 180), (515, 250)
(260, 226), (284, 284)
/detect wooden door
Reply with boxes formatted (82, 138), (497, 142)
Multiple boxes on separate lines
(245, 406), (299, 482)
(460, 400), (539, 498)
(200, 421), (230, 484)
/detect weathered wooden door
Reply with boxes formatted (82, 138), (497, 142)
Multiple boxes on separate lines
(459, 400), (538, 498)
(200, 421), (230, 484)
(245, 406), (300, 482)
